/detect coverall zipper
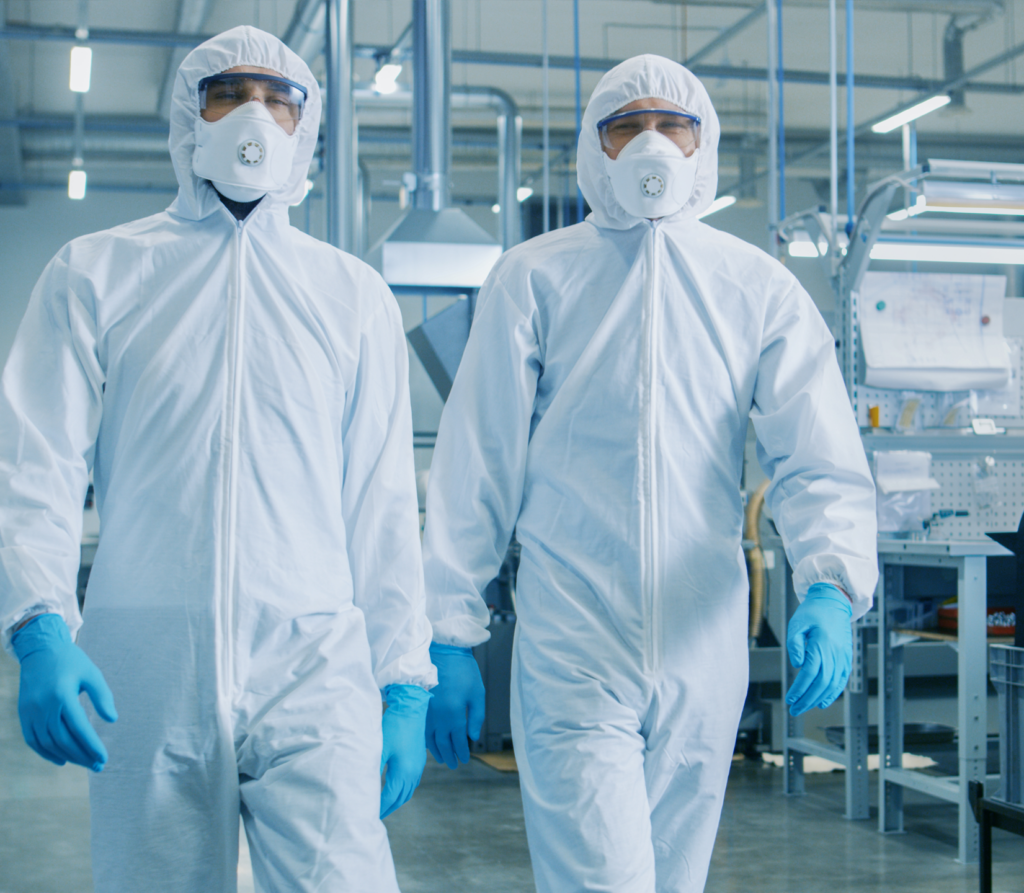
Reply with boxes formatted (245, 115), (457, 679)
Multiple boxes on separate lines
(220, 217), (248, 689)
(641, 223), (662, 673)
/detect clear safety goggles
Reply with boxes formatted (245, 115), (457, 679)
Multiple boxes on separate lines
(597, 109), (701, 155)
(198, 73), (308, 126)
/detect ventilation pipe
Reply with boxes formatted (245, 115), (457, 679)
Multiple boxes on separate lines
(370, 0), (501, 292)
(325, 0), (354, 252)
(411, 0), (450, 211)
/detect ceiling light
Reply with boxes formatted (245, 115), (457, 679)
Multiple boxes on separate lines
(68, 169), (87, 200)
(871, 94), (951, 134)
(870, 241), (1024, 264)
(491, 203), (501, 214)
(374, 63), (402, 94)
(69, 46), (92, 93)
(697, 195), (737, 219)
(517, 186), (533, 202)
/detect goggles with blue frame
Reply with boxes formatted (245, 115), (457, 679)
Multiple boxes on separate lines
(597, 108), (701, 155)
(198, 72), (308, 126)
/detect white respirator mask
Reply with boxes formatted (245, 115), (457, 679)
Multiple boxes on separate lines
(192, 101), (298, 202)
(603, 130), (699, 220)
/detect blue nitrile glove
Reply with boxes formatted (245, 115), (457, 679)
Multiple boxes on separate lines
(424, 643), (485, 769)
(380, 684), (432, 819)
(785, 583), (853, 716)
(11, 614), (118, 771)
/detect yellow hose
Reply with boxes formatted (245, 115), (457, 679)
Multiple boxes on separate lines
(744, 480), (771, 641)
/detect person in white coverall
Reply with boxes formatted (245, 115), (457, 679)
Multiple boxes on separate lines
(0, 26), (436, 893)
(422, 55), (878, 892)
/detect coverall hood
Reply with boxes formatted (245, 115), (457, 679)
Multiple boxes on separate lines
(168, 25), (321, 219)
(578, 54), (720, 229)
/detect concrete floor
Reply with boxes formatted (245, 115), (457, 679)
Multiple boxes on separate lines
(1, 652), (1021, 893)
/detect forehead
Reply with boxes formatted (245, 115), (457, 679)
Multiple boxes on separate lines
(612, 97), (684, 116)
(217, 65), (286, 79)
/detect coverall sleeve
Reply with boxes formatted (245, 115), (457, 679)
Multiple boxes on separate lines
(422, 274), (542, 648)
(749, 279), (878, 619)
(0, 249), (104, 653)
(342, 283), (437, 691)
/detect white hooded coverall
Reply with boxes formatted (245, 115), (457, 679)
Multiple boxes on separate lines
(0, 27), (435, 893)
(422, 55), (878, 893)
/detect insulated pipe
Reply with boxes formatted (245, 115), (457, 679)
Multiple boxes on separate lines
(573, 0), (583, 223)
(829, 0), (838, 267)
(542, 0), (550, 234)
(325, 0), (354, 252)
(457, 86), (520, 249)
(777, 0), (785, 222)
(846, 0), (855, 231)
(283, 0), (327, 62)
(744, 479), (771, 642)
(765, 0), (779, 258)
(412, 0), (451, 211)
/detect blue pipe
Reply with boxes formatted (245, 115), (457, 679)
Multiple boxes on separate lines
(777, 0), (785, 221)
(845, 0), (855, 233)
(574, 0), (583, 223)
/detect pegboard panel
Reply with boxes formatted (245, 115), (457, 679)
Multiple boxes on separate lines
(923, 457), (1024, 539)
(853, 338), (1024, 428)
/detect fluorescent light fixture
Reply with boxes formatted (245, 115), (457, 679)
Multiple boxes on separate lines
(785, 230), (828, 258)
(788, 240), (821, 258)
(888, 180), (1024, 219)
(696, 194), (737, 219)
(68, 169), (87, 199)
(870, 241), (1024, 264)
(491, 203), (501, 214)
(69, 46), (92, 93)
(517, 186), (533, 202)
(374, 63), (402, 94)
(871, 94), (951, 134)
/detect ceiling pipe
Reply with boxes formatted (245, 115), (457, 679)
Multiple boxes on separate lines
(283, 0), (327, 62)
(411, 0), (450, 212)
(325, 0), (354, 252)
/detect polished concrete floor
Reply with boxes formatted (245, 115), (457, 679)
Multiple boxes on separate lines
(1, 652), (1021, 893)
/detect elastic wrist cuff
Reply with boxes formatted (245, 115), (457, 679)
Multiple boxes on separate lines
(806, 583), (852, 615)
(10, 613), (70, 663)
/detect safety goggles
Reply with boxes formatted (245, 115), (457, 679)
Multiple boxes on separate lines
(597, 109), (701, 155)
(198, 73), (308, 126)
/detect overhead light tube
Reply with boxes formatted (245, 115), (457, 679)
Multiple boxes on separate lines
(374, 62), (402, 94)
(69, 46), (92, 93)
(870, 241), (1024, 264)
(68, 169), (87, 200)
(871, 94), (951, 134)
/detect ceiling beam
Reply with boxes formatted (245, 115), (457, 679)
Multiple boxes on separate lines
(0, 11), (24, 204)
(721, 35), (1024, 198)
(156, 0), (212, 120)
(683, 5), (765, 67)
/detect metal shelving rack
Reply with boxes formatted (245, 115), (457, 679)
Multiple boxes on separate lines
(777, 159), (1024, 862)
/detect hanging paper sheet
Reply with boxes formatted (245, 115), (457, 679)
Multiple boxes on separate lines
(859, 272), (1011, 391)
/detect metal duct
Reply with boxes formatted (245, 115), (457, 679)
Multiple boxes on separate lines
(283, 0), (327, 62)
(355, 86), (521, 251)
(412, 0), (450, 211)
(325, 0), (354, 252)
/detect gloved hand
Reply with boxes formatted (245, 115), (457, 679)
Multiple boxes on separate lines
(380, 684), (431, 819)
(11, 613), (118, 771)
(424, 643), (485, 769)
(785, 583), (853, 716)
